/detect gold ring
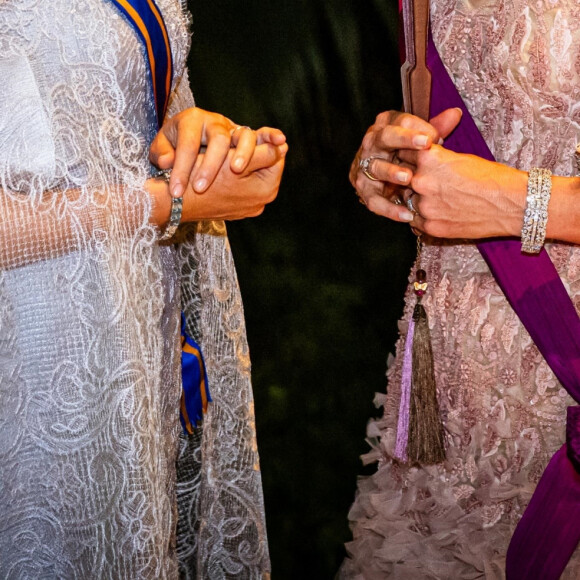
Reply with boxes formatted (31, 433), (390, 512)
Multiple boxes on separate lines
(359, 155), (388, 181)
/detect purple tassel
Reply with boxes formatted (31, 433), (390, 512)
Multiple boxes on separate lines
(393, 264), (446, 465)
(394, 317), (415, 461)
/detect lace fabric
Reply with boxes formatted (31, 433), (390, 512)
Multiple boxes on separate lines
(341, 0), (580, 577)
(0, 2), (268, 578)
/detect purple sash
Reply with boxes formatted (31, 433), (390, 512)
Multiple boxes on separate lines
(426, 31), (580, 578)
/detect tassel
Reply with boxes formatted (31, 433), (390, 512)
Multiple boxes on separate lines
(394, 316), (415, 461)
(394, 237), (446, 465)
(406, 295), (445, 464)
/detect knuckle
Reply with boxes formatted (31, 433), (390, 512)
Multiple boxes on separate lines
(361, 133), (374, 151)
(355, 175), (367, 191)
(375, 110), (393, 125)
(421, 220), (435, 236)
(410, 174), (424, 191)
(399, 115), (413, 129)
(366, 196), (380, 213)
(422, 220), (442, 238)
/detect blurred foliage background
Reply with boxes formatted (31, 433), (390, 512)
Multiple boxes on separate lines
(187, 1), (414, 577)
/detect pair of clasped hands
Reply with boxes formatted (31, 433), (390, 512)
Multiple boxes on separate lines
(146, 107), (288, 228)
(351, 108), (531, 240)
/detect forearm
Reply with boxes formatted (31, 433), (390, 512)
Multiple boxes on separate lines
(545, 175), (580, 244)
(0, 184), (149, 270)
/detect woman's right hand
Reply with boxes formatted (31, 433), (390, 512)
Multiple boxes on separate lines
(148, 141), (288, 228)
(350, 108), (462, 220)
(149, 107), (286, 198)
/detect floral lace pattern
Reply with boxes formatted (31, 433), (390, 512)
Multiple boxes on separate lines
(341, 0), (580, 577)
(0, 2), (268, 578)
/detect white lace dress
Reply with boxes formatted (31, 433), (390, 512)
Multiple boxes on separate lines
(0, 2), (268, 578)
(341, 0), (580, 577)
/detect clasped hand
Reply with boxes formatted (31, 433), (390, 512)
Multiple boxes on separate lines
(351, 108), (526, 240)
(148, 107), (287, 225)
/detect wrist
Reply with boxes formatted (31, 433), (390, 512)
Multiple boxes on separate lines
(546, 175), (580, 241)
(497, 168), (528, 237)
(145, 177), (171, 228)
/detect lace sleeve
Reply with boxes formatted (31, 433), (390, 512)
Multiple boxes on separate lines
(0, 52), (149, 270)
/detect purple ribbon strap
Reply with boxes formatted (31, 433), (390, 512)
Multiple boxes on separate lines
(427, 30), (580, 578)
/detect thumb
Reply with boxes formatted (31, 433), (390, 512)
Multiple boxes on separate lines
(429, 107), (463, 141)
(149, 128), (176, 170)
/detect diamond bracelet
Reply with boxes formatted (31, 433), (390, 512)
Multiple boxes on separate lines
(521, 167), (552, 254)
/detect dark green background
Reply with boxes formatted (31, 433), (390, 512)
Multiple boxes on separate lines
(187, 1), (413, 577)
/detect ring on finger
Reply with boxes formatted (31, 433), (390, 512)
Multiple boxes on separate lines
(407, 194), (419, 215)
(230, 125), (253, 136)
(359, 155), (387, 181)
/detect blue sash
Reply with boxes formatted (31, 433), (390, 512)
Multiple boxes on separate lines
(107, 0), (173, 128)
(107, 0), (211, 430)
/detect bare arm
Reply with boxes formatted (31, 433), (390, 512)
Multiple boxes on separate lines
(403, 146), (580, 243)
(351, 108), (580, 245)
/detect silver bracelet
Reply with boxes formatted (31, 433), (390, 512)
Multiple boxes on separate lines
(521, 167), (552, 254)
(155, 169), (183, 241)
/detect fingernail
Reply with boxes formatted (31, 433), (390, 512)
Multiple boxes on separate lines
(454, 107), (463, 115)
(171, 182), (184, 198)
(194, 178), (208, 192)
(437, 137), (444, 145)
(400, 210), (414, 222)
(396, 171), (409, 184)
(413, 134), (429, 147)
(233, 157), (244, 170)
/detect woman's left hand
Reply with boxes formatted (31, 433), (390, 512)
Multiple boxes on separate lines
(149, 107), (286, 198)
(398, 145), (528, 239)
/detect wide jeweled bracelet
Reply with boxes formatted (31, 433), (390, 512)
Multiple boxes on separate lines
(155, 169), (183, 242)
(521, 167), (552, 254)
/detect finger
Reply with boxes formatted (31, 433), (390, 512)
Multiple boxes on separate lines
(170, 119), (202, 198)
(397, 148), (419, 166)
(191, 124), (231, 192)
(429, 108), (463, 141)
(410, 213), (426, 233)
(255, 126), (287, 146)
(374, 124), (434, 153)
(360, 157), (413, 186)
(360, 192), (415, 222)
(349, 151), (363, 187)
(149, 129), (176, 169)
(245, 142), (288, 173)
(230, 127), (257, 173)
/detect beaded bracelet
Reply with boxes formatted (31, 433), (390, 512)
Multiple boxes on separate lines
(521, 167), (552, 254)
(155, 169), (183, 242)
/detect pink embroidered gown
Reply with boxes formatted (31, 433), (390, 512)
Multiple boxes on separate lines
(341, 0), (580, 577)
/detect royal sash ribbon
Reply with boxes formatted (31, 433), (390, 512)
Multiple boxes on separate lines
(425, 28), (580, 580)
(107, 0), (173, 128)
(180, 313), (212, 434)
(107, 0), (211, 431)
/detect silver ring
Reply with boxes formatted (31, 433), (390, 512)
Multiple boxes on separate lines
(407, 195), (418, 214)
(230, 125), (252, 136)
(359, 155), (387, 181)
